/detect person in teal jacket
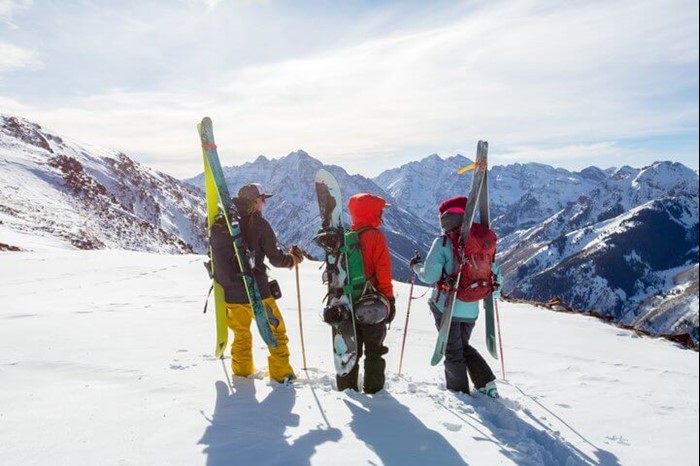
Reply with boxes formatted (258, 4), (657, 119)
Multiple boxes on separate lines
(410, 195), (501, 397)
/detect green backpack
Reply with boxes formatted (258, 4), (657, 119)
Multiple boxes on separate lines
(341, 226), (374, 302)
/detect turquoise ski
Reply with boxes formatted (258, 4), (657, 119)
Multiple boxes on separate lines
(197, 117), (277, 348)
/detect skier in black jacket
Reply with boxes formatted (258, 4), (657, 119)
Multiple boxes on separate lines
(210, 183), (304, 383)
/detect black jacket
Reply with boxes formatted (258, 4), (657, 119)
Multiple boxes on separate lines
(210, 210), (293, 304)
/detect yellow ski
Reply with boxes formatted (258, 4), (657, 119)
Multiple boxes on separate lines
(202, 132), (229, 358)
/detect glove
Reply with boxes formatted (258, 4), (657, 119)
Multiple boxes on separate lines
(289, 245), (304, 265)
(492, 278), (502, 300)
(408, 251), (422, 269)
(386, 297), (396, 324)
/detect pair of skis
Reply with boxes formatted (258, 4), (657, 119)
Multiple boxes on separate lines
(198, 117), (277, 357)
(430, 141), (499, 366)
(198, 118), (352, 370)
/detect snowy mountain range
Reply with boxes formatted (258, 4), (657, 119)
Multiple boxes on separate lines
(186, 150), (437, 280)
(1, 114), (697, 347)
(496, 163), (699, 345)
(377, 155), (699, 346)
(376, 155), (610, 236)
(0, 114), (206, 253)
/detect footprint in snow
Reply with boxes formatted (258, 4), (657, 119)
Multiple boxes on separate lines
(442, 422), (462, 432)
(604, 435), (630, 446)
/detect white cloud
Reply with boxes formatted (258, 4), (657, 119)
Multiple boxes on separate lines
(494, 142), (620, 166)
(178, 0), (273, 10)
(0, 94), (29, 112)
(0, 41), (38, 73)
(193, 0), (698, 170)
(0, 0), (31, 28)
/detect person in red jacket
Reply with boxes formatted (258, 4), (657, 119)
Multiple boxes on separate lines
(343, 193), (396, 393)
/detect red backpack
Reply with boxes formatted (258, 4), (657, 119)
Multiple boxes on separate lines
(438, 223), (497, 302)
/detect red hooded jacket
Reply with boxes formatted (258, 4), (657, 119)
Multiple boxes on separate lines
(347, 193), (394, 299)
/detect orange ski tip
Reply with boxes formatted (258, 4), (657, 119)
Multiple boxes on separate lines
(458, 160), (488, 175)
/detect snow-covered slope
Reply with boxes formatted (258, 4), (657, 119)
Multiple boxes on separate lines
(0, 251), (697, 465)
(186, 150), (437, 279)
(489, 163), (604, 236)
(499, 163), (699, 345)
(376, 154), (699, 346)
(0, 114), (206, 253)
(500, 162), (699, 248)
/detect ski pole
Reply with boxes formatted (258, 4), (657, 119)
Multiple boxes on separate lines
(495, 299), (506, 380)
(221, 358), (233, 395)
(295, 263), (308, 370)
(398, 273), (416, 377)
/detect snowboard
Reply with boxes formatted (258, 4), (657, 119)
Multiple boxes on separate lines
(431, 140), (496, 365)
(314, 168), (358, 377)
(197, 117), (277, 350)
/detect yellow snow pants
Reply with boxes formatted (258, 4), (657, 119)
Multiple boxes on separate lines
(225, 297), (294, 382)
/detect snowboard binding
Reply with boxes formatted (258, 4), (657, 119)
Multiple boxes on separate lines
(315, 228), (344, 254)
(323, 301), (352, 325)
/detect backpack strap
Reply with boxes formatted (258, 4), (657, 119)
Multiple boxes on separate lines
(354, 226), (377, 282)
(435, 232), (459, 302)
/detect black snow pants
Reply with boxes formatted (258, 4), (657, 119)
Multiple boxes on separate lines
(431, 303), (495, 394)
(337, 321), (388, 394)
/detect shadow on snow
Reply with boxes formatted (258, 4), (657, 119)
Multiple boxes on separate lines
(344, 391), (469, 466)
(434, 387), (622, 466)
(199, 378), (341, 466)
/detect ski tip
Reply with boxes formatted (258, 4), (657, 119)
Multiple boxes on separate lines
(201, 116), (212, 125)
(477, 140), (489, 155)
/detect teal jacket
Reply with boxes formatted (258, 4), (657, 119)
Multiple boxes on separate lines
(411, 235), (502, 321)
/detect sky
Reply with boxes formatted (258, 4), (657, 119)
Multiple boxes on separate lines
(0, 0), (698, 179)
